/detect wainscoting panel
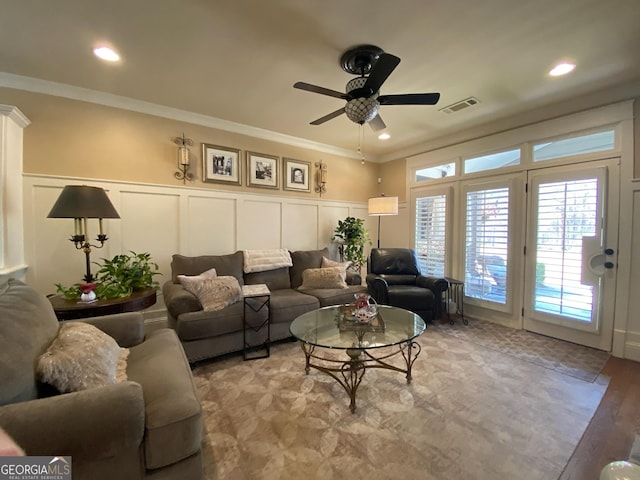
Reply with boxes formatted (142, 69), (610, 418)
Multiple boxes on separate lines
(623, 186), (640, 361)
(381, 203), (410, 249)
(119, 191), (181, 277)
(239, 199), (282, 250)
(187, 195), (237, 255)
(283, 202), (319, 251)
(22, 175), (367, 322)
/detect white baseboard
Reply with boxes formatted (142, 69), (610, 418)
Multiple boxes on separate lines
(623, 341), (640, 362)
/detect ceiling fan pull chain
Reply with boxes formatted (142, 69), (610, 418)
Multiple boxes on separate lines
(359, 125), (365, 165)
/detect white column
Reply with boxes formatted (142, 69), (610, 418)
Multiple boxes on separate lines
(0, 105), (30, 281)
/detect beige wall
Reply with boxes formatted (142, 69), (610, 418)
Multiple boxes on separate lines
(377, 158), (407, 202)
(0, 88), (380, 202)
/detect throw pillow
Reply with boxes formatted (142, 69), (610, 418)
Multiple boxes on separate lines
(321, 256), (351, 282)
(181, 275), (242, 311)
(299, 266), (348, 290)
(37, 322), (129, 393)
(177, 267), (218, 290)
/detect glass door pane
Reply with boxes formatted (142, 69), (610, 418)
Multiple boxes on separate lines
(464, 186), (510, 304)
(533, 178), (598, 322)
(415, 193), (447, 277)
(523, 161), (618, 353)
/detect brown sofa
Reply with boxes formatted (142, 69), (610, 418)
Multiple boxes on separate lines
(0, 278), (203, 480)
(162, 248), (367, 363)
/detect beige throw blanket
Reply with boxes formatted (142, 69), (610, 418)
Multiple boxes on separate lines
(243, 249), (292, 273)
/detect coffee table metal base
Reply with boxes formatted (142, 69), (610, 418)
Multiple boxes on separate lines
(299, 340), (422, 413)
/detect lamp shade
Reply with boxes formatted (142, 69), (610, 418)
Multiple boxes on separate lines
(368, 196), (398, 216)
(47, 185), (120, 218)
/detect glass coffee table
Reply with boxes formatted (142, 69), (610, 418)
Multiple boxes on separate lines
(289, 304), (426, 413)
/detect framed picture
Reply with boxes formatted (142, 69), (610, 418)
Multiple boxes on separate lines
(283, 158), (311, 192)
(202, 143), (241, 185)
(247, 152), (279, 189)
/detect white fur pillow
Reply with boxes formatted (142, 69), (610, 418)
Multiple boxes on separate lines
(299, 266), (348, 290)
(181, 275), (242, 311)
(37, 322), (129, 393)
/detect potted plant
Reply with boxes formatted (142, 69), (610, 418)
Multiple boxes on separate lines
(56, 251), (161, 300)
(94, 251), (161, 299)
(332, 216), (371, 271)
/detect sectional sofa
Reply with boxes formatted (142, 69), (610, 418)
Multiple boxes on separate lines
(162, 248), (367, 363)
(0, 278), (203, 480)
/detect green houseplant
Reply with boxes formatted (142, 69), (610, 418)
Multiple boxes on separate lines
(56, 251), (161, 299)
(94, 251), (161, 298)
(332, 216), (371, 270)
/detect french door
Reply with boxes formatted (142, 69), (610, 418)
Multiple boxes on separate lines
(522, 160), (619, 350)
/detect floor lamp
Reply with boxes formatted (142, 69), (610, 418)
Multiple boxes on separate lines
(368, 195), (399, 248)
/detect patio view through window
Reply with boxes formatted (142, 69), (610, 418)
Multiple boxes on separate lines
(415, 194), (447, 277)
(533, 178), (598, 322)
(465, 187), (509, 304)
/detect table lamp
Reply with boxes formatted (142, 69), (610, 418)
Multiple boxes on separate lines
(47, 185), (120, 282)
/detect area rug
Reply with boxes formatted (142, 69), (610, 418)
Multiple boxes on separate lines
(433, 318), (610, 382)
(193, 327), (609, 480)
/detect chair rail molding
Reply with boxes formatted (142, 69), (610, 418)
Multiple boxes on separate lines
(0, 105), (30, 282)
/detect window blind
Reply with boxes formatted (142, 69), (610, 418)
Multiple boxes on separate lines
(533, 179), (597, 321)
(465, 187), (509, 304)
(415, 194), (447, 277)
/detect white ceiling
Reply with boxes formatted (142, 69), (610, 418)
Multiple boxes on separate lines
(1, 0), (639, 160)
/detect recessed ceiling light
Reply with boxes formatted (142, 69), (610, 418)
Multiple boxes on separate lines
(549, 62), (575, 76)
(93, 47), (120, 62)
(378, 132), (391, 140)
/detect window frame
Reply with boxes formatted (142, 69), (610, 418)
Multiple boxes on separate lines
(411, 185), (454, 278)
(459, 175), (522, 314)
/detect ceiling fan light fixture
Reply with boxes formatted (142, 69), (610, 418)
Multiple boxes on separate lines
(345, 97), (379, 124)
(293, 45), (440, 129)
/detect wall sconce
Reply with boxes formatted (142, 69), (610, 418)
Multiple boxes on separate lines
(315, 161), (327, 195)
(173, 133), (194, 183)
(47, 185), (121, 283)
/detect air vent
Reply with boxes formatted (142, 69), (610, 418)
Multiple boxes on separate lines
(439, 97), (480, 114)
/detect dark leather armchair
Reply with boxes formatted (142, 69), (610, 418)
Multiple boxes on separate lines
(366, 248), (449, 322)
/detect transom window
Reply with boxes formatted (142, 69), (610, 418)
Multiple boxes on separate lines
(533, 129), (615, 162)
(415, 162), (456, 181)
(464, 148), (521, 175)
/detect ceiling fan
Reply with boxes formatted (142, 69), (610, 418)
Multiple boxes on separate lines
(293, 45), (440, 131)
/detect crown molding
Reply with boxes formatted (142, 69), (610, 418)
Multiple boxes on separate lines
(0, 104), (30, 128)
(0, 72), (363, 160)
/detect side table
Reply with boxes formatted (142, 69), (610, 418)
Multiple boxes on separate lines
(242, 284), (271, 360)
(444, 277), (466, 325)
(48, 288), (157, 321)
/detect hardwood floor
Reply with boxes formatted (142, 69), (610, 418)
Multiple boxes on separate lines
(559, 356), (640, 479)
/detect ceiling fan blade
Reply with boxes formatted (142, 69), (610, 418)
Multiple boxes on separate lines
(310, 107), (345, 125)
(363, 53), (401, 93)
(369, 113), (386, 132)
(378, 93), (441, 105)
(294, 82), (346, 100)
